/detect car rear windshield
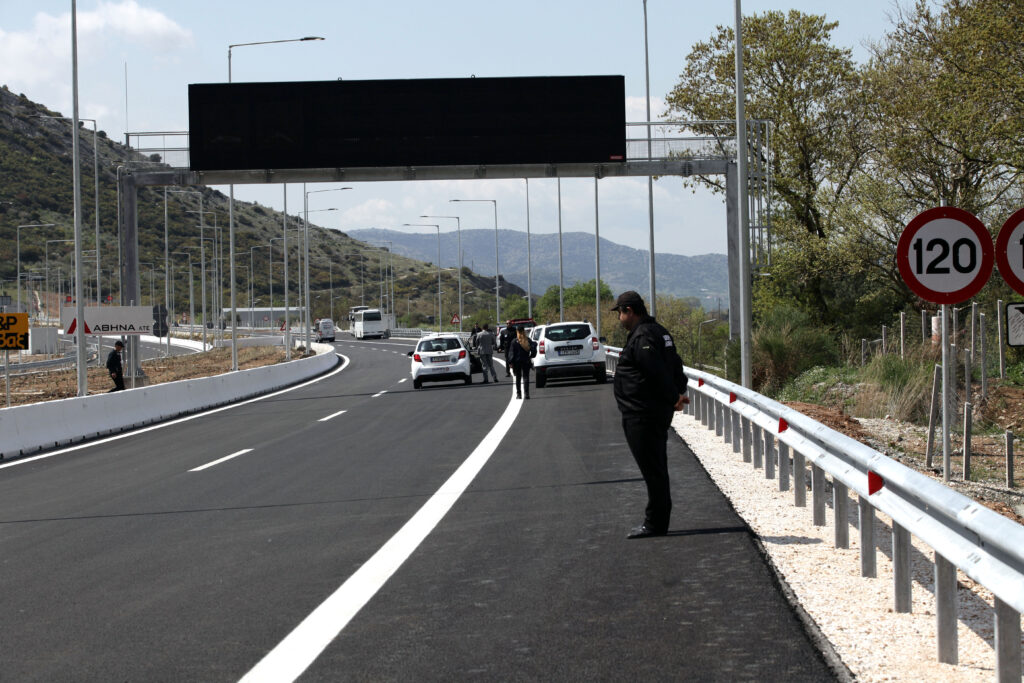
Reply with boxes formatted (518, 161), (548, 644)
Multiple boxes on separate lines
(418, 338), (462, 352)
(363, 311), (382, 321)
(545, 324), (591, 342)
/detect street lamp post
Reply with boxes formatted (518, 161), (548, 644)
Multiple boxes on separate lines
(34, 115), (102, 308)
(404, 224), (442, 331)
(697, 318), (718, 370)
(172, 251), (194, 337)
(450, 199), (499, 325)
(17, 224), (56, 319)
(420, 214), (463, 331)
(301, 185), (350, 348)
(230, 36), (324, 369)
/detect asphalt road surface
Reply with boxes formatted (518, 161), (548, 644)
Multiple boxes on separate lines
(0, 337), (838, 681)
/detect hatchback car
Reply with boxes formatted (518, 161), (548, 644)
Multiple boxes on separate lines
(532, 321), (608, 388)
(408, 333), (473, 389)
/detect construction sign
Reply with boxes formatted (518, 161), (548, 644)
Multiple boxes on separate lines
(61, 306), (155, 336)
(0, 313), (29, 350)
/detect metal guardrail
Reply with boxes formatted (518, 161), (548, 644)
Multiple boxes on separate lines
(604, 346), (1023, 679)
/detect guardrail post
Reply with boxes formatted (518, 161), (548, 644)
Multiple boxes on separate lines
(723, 405), (732, 445)
(714, 401), (723, 437)
(935, 552), (959, 664)
(764, 433), (775, 480)
(963, 402), (972, 481)
(778, 441), (790, 491)
(834, 481), (849, 548)
(700, 394), (709, 427)
(742, 416), (752, 463)
(707, 395), (716, 432)
(752, 423), (763, 469)
(731, 408), (741, 454)
(861, 338), (867, 366)
(793, 449), (805, 506)
(995, 597), (1022, 682)
(1006, 430), (1014, 489)
(858, 496), (876, 578)
(812, 464), (825, 526)
(893, 523), (911, 613)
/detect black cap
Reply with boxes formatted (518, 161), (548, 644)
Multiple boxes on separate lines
(611, 290), (645, 312)
(114, 340), (124, 348)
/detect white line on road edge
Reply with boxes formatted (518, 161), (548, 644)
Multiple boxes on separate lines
(189, 449), (253, 472)
(239, 388), (524, 683)
(398, 378), (407, 383)
(318, 409), (347, 422)
(0, 355), (351, 471)
(372, 390), (387, 398)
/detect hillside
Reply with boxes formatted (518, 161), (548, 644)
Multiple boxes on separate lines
(347, 227), (729, 305)
(0, 85), (518, 326)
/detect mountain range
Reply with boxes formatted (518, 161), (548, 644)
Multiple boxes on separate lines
(346, 228), (729, 304)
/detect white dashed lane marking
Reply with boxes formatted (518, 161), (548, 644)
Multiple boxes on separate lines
(318, 410), (348, 422)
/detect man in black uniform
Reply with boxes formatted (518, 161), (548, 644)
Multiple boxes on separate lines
(611, 291), (688, 538)
(106, 340), (125, 392)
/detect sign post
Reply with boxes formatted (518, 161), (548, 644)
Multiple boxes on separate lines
(0, 313), (29, 407)
(897, 206), (993, 482)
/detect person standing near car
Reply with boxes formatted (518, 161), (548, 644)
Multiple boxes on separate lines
(611, 291), (688, 539)
(475, 323), (499, 383)
(106, 340), (125, 392)
(499, 324), (514, 377)
(508, 325), (537, 399)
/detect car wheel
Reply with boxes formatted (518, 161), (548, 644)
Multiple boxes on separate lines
(535, 369), (547, 388)
(464, 373), (472, 385)
(413, 378), (422, 390)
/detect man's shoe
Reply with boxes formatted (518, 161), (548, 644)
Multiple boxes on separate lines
(483, 380), (489, 384)
(627, 524), (667, 539)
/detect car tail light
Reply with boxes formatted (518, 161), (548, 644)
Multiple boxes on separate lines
(458, 349), (466, 359)
(539, 340), (545, 355)
(591, 337), (600, 350)
(413, 353), (422, 362)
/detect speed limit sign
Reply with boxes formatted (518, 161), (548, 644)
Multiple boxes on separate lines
(996, 207), (1024, 294)
(896, 206), (993, 304)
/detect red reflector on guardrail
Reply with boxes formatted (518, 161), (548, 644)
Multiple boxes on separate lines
(778, 417), (789, 433)
(729, 392), (736, 403)
(698, 378), (704, 387)
(868, 471), (885, 495)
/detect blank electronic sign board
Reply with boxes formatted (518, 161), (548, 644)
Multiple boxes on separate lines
(188, 76), (625, 171)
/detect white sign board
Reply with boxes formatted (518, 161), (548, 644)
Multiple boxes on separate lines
(61, 306), (155, 336)
(1006, 304), (1024, 347)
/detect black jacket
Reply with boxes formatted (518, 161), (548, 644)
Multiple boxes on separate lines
(508, 336), (537, 370)
(613, 316), (687, 418)
(106, 348), (122, 375)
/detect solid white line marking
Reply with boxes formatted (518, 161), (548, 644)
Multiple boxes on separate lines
(239, 391), (522, 683)
(318, 409), (348, 422)
(189, 448), (253, 472)
(372, 390), (387, 398)
(398, 378), (407, 383)
(0, 354), (352, 471)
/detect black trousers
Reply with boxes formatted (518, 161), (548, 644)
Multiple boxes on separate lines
(109, 371), (125, 392)
(513, 365), (531, 396)
(622, 414), (672, 531)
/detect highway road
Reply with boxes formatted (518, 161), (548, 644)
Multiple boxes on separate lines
(0, 337), (837, 681)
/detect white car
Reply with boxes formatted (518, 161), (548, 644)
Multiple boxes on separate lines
(316, 318), (335, 342)
(408, 333), (473, 389)
(531, 321), (608, 388)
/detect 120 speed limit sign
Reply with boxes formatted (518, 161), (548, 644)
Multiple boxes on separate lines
(896, 206), (994, 304)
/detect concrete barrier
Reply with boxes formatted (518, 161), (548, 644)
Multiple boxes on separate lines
(0, 342), (337, 460)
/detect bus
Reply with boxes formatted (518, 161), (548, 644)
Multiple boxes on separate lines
(347, 305), (369, 331)
(353, 308), (388, 339)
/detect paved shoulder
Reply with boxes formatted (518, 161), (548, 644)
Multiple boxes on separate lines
(310, 380), (837, 681)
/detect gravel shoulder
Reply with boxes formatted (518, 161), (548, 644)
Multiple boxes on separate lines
(673, 411), (1024, 682)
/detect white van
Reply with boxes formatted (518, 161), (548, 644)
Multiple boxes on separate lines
(316, 318), (335, 342)
(353, 308), (388, 339)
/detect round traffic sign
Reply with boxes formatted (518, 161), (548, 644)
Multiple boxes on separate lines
(896, 206), (993, 304)
(996, 207), (1024, 295)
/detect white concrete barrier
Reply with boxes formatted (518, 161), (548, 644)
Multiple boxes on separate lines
(0, 342), (337, 459)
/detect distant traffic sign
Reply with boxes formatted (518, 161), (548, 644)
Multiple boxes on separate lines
(996, 208), (1024, 295)
(1006, 303), (1024, 347)
(450, 313), (461, 325)
(896, 206), (993, 304)
(0, 313), (29, 350)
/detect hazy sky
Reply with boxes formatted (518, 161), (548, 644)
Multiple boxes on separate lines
(1, 1), (908, 256)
